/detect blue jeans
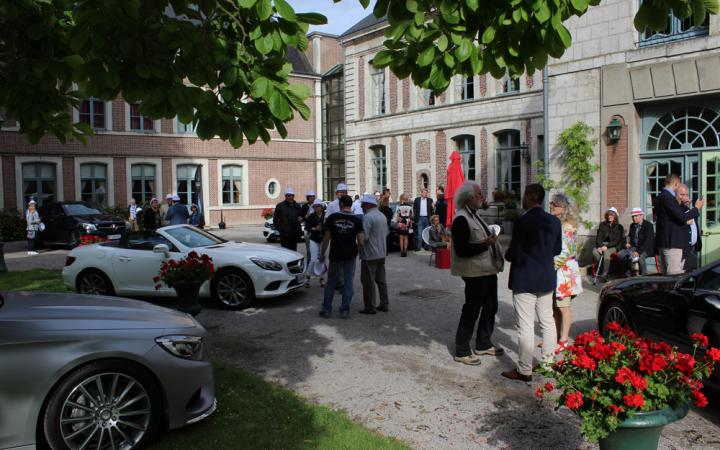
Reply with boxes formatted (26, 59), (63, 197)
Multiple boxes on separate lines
(416, 216), (430, 250)
(322, 258), (357, 313)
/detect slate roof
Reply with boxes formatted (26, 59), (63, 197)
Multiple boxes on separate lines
(340, 13), (387, 37)
(288, 47), (316, 75)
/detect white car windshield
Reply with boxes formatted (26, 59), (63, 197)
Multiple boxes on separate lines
(164, 226), (225, 248)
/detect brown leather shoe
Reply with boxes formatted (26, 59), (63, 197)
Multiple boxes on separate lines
(501, 368), (532, 382)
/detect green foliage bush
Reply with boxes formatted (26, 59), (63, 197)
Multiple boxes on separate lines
(0, 208), (27, 241)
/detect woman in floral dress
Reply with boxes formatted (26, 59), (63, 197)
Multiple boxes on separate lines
(550, 193), (583, 350)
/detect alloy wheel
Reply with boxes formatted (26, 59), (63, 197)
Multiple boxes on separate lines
(59, 373), (152, 450)
(217, 273), (249, 307)
(604, 305), (628, 328)
(78, 273), (109, 295)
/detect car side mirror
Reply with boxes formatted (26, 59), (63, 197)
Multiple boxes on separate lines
(153, 244), (170, 257)
(705, 295), (720, 310)
(677, 276), (696, 292)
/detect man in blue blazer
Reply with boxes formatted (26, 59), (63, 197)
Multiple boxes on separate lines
(501, 184), (562, 382)
(654, 174), (703, 275)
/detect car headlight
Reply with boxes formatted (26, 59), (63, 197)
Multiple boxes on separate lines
(250, 257), (283, 271)
(82, 223), (97, 232)
(264, 222), (272, 228)
(156, 335), (204, 360)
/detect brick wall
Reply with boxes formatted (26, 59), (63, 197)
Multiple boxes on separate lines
(390, 137), (398, 193)
(162, 158), (172, 197)
(358, 56), (365, 118)
(161, 119), (173, 134)
(389, 71), (398, 114)
(479, 75), (487, 97)
(62, 157), (74, 201)
(114, 157), (127, 204)
(416, 139), (430, 164)
(403, 135), (412, 197)
(402, 78), (409, 112)
(526, 73), (534, 89)
(435, 130), (447, 187)
(358, 140), (366, 194)
(605, 115), (628, 215)
(208, 159), (218, 207)
(480, 127), (488, 194)
(2, 155), (16, 210)
(112, 98), (124, 131)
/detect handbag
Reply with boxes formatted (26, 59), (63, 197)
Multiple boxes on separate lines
(39, 222), (45, 232)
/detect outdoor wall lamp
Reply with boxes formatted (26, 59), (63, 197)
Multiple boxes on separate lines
(520, 143), (530, 163)
(606, 118), (622, 144)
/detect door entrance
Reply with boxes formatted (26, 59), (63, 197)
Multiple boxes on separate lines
(701, 152), (720, 266)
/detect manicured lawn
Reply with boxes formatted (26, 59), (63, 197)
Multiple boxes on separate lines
(0, 268), (68, 292)
(1, 269), (412, 450)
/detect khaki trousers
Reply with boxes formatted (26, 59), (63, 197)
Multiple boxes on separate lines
(659, 248), (684, 275)
(512, 291), (557, 376)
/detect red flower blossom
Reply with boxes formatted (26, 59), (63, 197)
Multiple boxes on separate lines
(675, 354), (696, 377)
(153, 276), (160, 282)
(544, 382), (554, 393)
(707, 347), (720, 362)
(535, 387), (543, 399)
(572, 354), (597, 371)
(638, 353), (668, 375)
(565, 392), (584, 410)
(614, 367), (634, 384)
(623, 393), (645, 408)
(692, 390), (709, 407)
(605, 321), (622, 332)
(608, 404), (624, 415)
(691, 333), (709, 348)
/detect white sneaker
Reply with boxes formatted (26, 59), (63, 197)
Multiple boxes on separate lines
(30, 251), (39, 255)
(27, 251), (33, 255)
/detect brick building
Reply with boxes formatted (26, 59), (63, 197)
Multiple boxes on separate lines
(0, 45), (342, 227)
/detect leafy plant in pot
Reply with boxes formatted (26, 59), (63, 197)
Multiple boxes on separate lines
(536, 322), (720, 449)
(154, 251), (215, 316)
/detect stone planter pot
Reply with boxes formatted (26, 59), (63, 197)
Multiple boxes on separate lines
(599, 404), (689, 450)
(172, 280), (203, 316)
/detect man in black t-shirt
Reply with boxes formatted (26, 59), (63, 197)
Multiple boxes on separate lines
(319, 195), (365, 319)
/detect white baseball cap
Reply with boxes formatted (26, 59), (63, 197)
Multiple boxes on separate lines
(285, 187), (295, 195)
(312, 199), (324, 207)
(361, 193), (378, 206)
(165, 194), (173, 200)
(335, 183), (348, 192)
(607, 207), (618, 215)
(172, 194), (181, 201)
(631, 207), (644, 216)
(306, 190), (316, 197)
(311, 260), (327, 277)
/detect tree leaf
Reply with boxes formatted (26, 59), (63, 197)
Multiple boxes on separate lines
(455, 37), (472, 62)
(418, 45), (435, 67)
(296, 12), (328, 25)
(269, 89), (291, 120)
(556, 24), (572, 48)
(373, 50), (395, 67)
(466, 0), (479, 12)
(256, 0), (273, 20)
(273, 0), (296, 21)
(61, 54), (84, 68)
(481, 25), (496, 44)
(437, 34), (449, 52)
(251, 77), (271, 99)
(534, 2), (551, 23)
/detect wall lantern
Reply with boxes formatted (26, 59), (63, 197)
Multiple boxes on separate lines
(520, 142), (530, 163)
(606, 118), (622, 144)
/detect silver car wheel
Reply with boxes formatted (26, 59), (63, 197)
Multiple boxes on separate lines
(217, 272), (249, 307)
(604, 305), (628, 328)
(60, 373), (151, 450)
(78, 272), (110, 295)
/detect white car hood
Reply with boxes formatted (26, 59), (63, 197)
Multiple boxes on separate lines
(201, 241), (303, 262)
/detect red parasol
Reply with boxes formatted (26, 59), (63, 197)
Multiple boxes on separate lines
(445, 150), (465, 227)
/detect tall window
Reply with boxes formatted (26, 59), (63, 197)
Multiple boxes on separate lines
(461, 76), (474, 100)
(131, 164), (156, 203)
(79, 98), (106, 129)
(80, 163), (108, 205)
(22, 163), (56, 206)
(177, 164), (200, 205)
(453, 135), (476, 181)
(500, 72), (520, 94)
(222, 165), (243, 205)
(177, 118), (196, 134)
(130, 103), (154, 131)
(371, 66), (386, 116)
(371, 145), (387, 190)
(496, 130), (522, 196)
(423, 90), (436, 107)
(641, 9), (709, 46)
(420, 173), (430, 190)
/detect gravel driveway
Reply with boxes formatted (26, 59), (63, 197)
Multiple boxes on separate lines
(6, 226), (720, 449)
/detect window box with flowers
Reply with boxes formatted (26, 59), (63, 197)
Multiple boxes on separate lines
(153, 251), (215, 316)
(536, 323), (720, 449)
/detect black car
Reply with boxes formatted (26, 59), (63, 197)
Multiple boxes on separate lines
(597, 260), (720, 385)
(38, 201), (127, 248)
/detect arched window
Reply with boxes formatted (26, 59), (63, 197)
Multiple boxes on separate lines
(177, 164), (201, 205)
(646, 106), (720, 151)
(496, 130), (522, 197)
(22, 163), (56, 206)
(370, 145), (387, 190)
(80, 163), (108, 205)
(419, 173), (429, 190)
(453, 135), (475, 181)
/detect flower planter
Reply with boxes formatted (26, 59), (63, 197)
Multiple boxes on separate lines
(172, 280), (203, 316)
(599, 404), (689, 450)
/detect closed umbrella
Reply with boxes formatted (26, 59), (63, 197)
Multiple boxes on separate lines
(445, 150), (465, 228)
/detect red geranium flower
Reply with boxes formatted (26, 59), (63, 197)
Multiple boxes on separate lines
(707, 347), (720, 362)
(675, 354), (696, 377)
(605, 321), (622, 332)
(638, 352), (668, 375)
(691, 333), (709, 348)
(565, 392), (583, 410)
(692, 390), (709, 407)
(572, 353), (597, 371)
(608, 404), (624, 415)
(535, 386), (543, 399)
(623, 393), (645, 408)
(544, 382), (554, 393)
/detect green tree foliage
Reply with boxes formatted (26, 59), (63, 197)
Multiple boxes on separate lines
(1, 0), (717, 146)
(556, 122), (599, 229)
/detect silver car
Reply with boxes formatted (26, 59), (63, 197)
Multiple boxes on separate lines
(0, 291), (216, 450)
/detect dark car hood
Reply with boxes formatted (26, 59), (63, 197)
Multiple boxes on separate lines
(606, 273), (680, 290)
(73, 214), (124, 223)
(0, 291), (198, 331)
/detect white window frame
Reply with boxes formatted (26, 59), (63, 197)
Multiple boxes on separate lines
(73, 97), (112, 131)
(126, 157), (163, 205)
(125, 102), (161, 132)
(216, 160), (249, 207)
(370, 66), (386, 116)
(15, 156), (64, 209)
(173, 116), (197, 135)
(265, 178), (281, 199)
(171, 159), (210, 223)
(75, 157), (115, 206)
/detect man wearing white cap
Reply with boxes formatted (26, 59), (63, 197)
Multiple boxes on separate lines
(166, 194), (189, 225)
(160, 194), (173, 226)
(358, 193), (389, 314)
(273, 187), (302, 251)
(592, 207), (624, 282)
(618, 208), (655, 276)
(325, 182), (348, 221)
(300, 191), (317, 265)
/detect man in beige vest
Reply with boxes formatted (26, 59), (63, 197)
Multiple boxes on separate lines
(451, 181), (505, 365)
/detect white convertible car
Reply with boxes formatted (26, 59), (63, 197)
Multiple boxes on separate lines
(62, 225), (306, 309)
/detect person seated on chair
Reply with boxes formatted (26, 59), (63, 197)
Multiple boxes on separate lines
(428, 214), (450, 249)
(617, 208), (655, 277)
(592, 207), (624, 283)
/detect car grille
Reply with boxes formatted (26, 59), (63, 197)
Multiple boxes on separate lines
(97, 223), (125, 233)
(287, 259), (304, 274)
